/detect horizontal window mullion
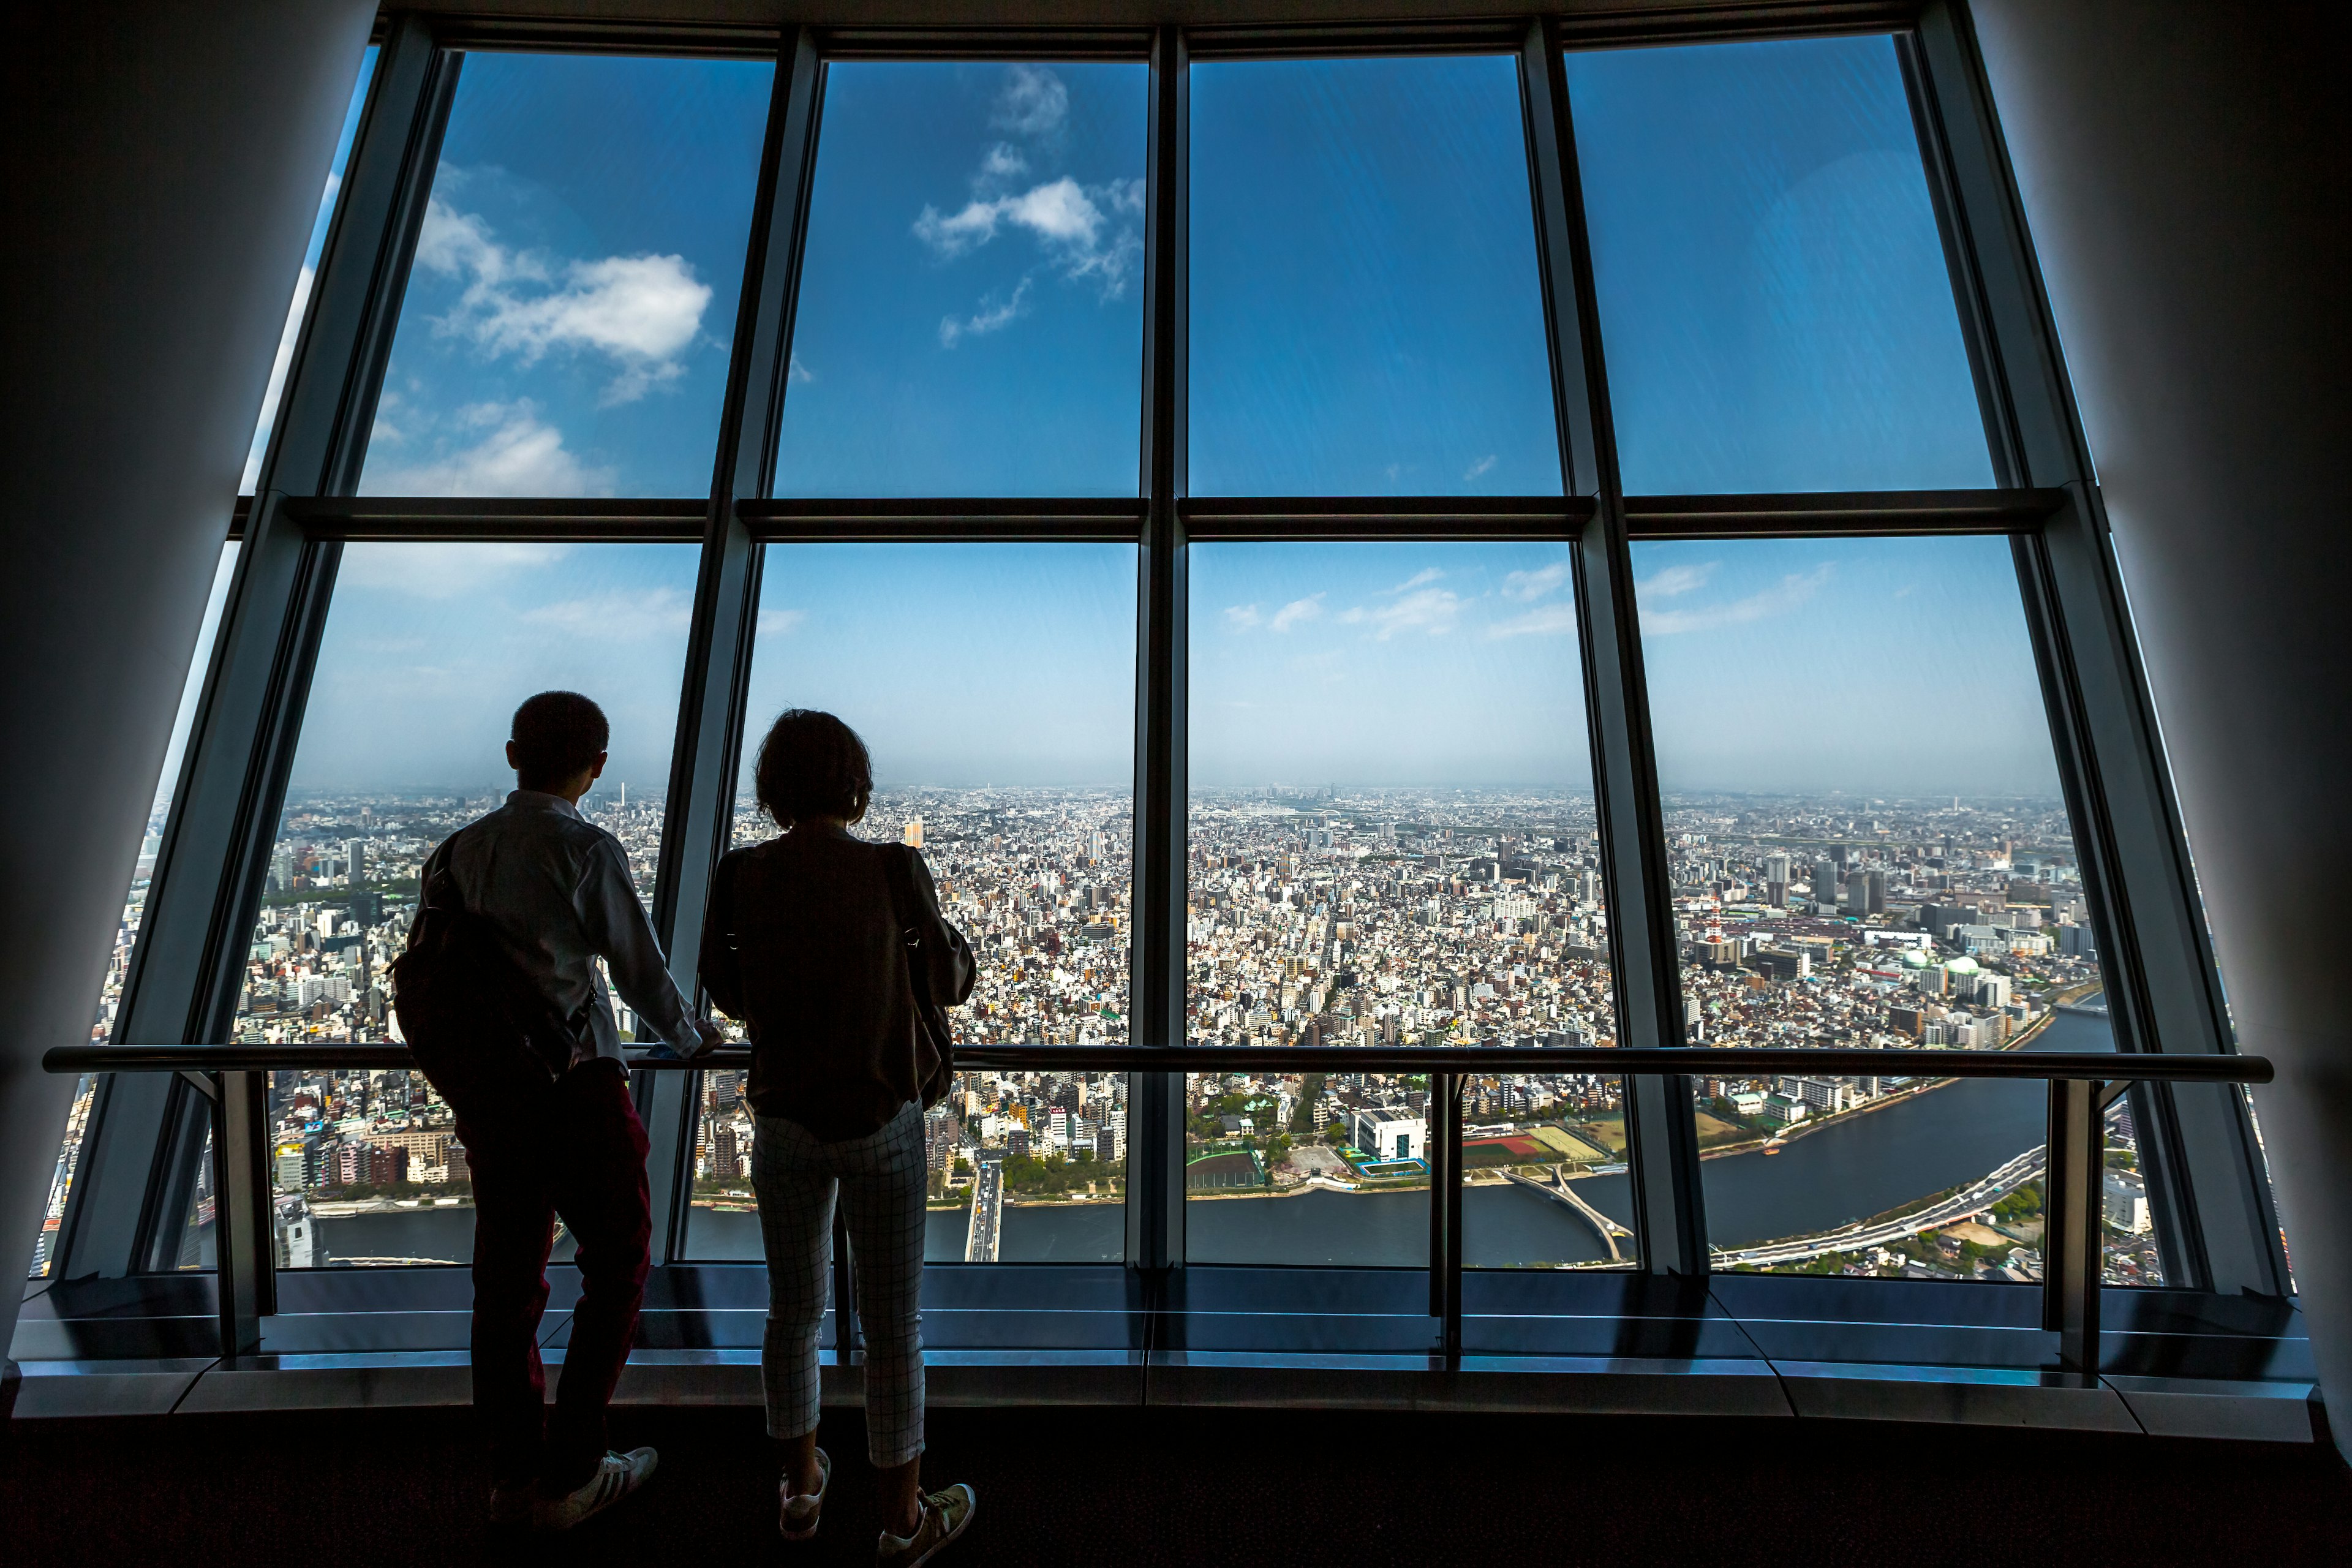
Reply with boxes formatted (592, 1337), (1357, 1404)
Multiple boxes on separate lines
(1624, 488), (2064, 539)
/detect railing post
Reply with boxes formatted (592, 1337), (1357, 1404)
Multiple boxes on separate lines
(2043, 1076), (2103, 1376)
(213, 1069), (274, 1360)
(831, 1202), (859, 1365)
(1428, 1072), (1463, 1364)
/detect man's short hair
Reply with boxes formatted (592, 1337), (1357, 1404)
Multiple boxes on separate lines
(510, 691), (609, 788)
(753, 709), (872, 827)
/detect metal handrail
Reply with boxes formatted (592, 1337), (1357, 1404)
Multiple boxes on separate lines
(44, 1040), (2269, 1379)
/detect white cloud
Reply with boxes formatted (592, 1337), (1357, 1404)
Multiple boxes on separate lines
(1487, 603), (1579, 639)
(1463, 454), (1498, 482)
(940, 277), (1033, 347)
(1342, 587), (1463, 640)
(1502, 562), (1569, 601)
(1223, 603), (1263, 631)
(339, 540), (571, 599)
(415, 196), (711, 405)
(1387, 567), (1446, 594)
(1638, 560), (1718, 599)
(758, 608), (806, 637)
(243, 263), (315, 489)
(991, 64), (1069, 138)
(788, 353), (815, 384)
(1641, 564), (1833, 635)
(522, 586), (693, 642)
(914, 176), (1142, 299)
(1268, 594), (1325, 633)
(978, 143), (1030, 184)
(362, 401), (612, 498)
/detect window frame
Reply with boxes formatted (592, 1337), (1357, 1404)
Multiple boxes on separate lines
(54, 5), (2282, 1319)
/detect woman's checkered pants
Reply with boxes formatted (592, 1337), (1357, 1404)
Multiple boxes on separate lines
(752, 1101), (928, 1467)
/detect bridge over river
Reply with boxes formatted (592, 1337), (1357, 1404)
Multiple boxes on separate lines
(1500, 1169), (1637, 1262)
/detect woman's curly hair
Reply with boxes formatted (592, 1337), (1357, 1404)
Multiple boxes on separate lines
(753, 709), (873, 828)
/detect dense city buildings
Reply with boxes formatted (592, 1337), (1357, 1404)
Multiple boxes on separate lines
(40, 782), (2152, 1285)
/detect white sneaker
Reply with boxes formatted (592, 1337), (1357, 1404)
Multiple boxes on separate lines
(536, 1447), (658, 1532)
(878, 1483), (976, 1566)
(781, 1447), (831, 1540)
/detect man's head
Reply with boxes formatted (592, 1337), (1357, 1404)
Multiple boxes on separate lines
(507, 690), (609, 801)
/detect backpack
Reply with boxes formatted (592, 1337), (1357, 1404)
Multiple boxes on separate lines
(879, 842), (959, 1109)
(390, 859), (590, 1121)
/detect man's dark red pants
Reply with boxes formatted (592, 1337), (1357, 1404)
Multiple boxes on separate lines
(456, 1057), (649, 1493)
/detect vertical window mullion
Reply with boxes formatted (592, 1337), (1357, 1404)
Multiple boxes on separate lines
(641, 29), (824, 1265)
(1907, 2), (2286, 1296)
(1128, 23), (1188, 1275)
(58, 19), (456, 1281)
(1516, 18), (1705, 1275)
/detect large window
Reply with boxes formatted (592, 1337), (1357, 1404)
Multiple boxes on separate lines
(774, 62), (1149, 496)
(1189, 55), (1559, 494)
(75, 18), (2272, 1317)
(1186, 541), (1621, 1265)
(1569, 36), (1990, 492)
(686, 543), (1137, 1263)
(1634, 534), (2155, 1284)
(222, 542), (697, 1268)
(360, 52), (771, 496)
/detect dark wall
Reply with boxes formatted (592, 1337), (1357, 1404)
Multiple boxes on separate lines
(1973, 0), (2352, 1452)
(0, 2), (374, 1318)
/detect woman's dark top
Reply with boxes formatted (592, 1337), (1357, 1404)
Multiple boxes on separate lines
(701, 824), (974, 1141)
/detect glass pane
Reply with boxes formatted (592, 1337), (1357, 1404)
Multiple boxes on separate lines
(1188, 541), (1613, 1263)
(360, 53), (771, 496)
(774, 63), (1148, 497)
(1631, 535), (2150, 1283)
(244, 47), (377, 491)
(1464, 1075), (1637, 1268)
(1189, 56), (1561, 496)
(1568, 36), (1992, 493)
(232, 542), (697, 1268)
(685, 543), (1137, 1262)
(32, 546), (239, 1277)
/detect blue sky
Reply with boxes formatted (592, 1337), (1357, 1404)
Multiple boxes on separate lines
(1567, 36), (1992, 493)
(1189, 56), (1562, 496)
(1635, 534), (2062, 795)
(1191, 543), (1590, 788)
(356, 53), (771, 497)
(230, 43), (2064, 804)
(242, 48), (377, 491)
(775, 63), (1148, 497)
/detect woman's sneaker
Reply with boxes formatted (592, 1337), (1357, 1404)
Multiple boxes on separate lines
(877, 1483), (976, 1566)
(781, 1447), (831, 1540)
(536, 1448), (659, 1532)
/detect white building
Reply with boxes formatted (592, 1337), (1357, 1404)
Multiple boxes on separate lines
(1349, 1107), (1427, 1161)
(2105, 1170), (2152, 1234)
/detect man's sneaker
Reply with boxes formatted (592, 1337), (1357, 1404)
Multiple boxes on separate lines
(876, 1483), (976, 1567)
(488, 1480), (535, 1528)
(535, 1447), (658, 1532)
(781, 1447), (831, 1540)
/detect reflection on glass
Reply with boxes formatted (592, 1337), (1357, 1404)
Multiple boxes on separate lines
(687, 543), (1137, 1263)
(1189, 56), (1560, 496)
(244, 47), (377, 492)
(1568, 36), (1991, 492)
(1462, 1076), (1637, 1268)
(1632, 534), (2153, 1283)
(360, 53), (771, 497)
(32, 546), (239, 1277)
(774, 62), (1148, 497)
(1186, 542), (1611, 1263)
(219, 543), (697, 1269)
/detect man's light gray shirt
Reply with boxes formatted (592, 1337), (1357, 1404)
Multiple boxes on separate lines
(420, 790), (697, 1062)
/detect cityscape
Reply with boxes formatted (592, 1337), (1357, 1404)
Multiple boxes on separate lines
(40, 785), (2155, 1288)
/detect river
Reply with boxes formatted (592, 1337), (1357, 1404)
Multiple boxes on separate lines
(298, 1003), (2114, 1270)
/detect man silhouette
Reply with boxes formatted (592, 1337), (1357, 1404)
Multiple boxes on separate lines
(418, 690), (719, 1530)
